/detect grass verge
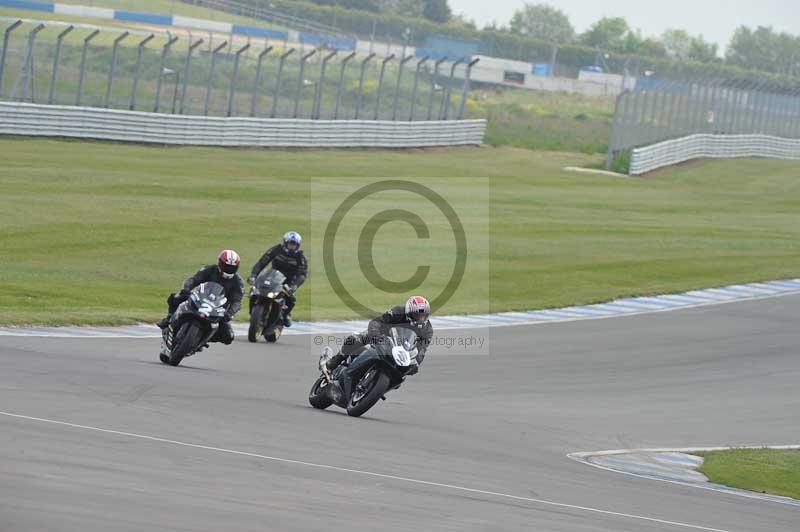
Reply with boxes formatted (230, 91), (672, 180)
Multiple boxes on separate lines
(1, 138), (799, 325)
(696, 449), (800, 500)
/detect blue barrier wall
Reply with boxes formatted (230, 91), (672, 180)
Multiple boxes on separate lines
(232, 24), (286, 40)
(113, 10), (172, 26)
(0, 0), (54, 12)
(1, 1), (287, 43)
(298, 32), (355, 51)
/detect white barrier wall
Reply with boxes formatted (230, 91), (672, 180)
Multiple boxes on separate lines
(0, 103), (486, 148)
(629, 134), (800, 175)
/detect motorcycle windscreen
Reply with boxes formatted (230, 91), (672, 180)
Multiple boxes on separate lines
(255, 268), (287, 294)
(192, 282), (228, 316)
(390, 327), (418, 354)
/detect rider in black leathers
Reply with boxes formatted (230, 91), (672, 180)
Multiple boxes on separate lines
(157, 250), (244, 345)
(323, 296), (433, 379)
(249, 231), (307, 327)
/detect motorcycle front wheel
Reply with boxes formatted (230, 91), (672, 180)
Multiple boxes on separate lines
(308, 376), (334, 410)
(346, 368), (390, 417)
(248, 303), (266, 343)
(170, 322), (200, 367)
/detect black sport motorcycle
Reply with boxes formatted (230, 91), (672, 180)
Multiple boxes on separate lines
(159, 282), (227, 367)
(248, 268), (288, 343)
(308, 327), (419, 417)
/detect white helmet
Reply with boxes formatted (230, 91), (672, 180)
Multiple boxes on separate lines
(405, 295), (430, 325)
(283, 231), (302, 255)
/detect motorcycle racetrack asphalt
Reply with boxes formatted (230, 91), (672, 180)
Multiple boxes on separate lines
(1, 294), (798, 532)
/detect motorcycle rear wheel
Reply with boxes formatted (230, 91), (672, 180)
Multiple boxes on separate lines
(265, 326), (282, 343)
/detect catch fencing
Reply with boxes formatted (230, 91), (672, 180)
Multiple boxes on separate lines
(0, 17), (480, 122)
(0, 101), (486, 146)
(629, 134), (800, 175)
(606, 78), (800, 171)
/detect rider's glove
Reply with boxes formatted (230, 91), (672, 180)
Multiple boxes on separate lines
(179, 289), (191, 299)
(406, 364), (419, 376)
(223, 311), (233, 322)
(248, 276), (256, 285)
(284, 284), (296, 294)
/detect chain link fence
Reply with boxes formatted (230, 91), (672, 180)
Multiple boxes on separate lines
(606, 77), (800, 170)
(0, 18), (479, 121)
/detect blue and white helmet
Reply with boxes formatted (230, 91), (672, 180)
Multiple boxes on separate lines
(282, 231), (302, 255)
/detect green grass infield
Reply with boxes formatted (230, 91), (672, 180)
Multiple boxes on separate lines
(1, 137), (799, 325)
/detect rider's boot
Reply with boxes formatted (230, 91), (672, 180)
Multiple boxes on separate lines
(319, 346), (334, 380)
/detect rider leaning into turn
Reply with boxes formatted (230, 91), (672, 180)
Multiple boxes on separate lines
(322, 295), (433, 378)
(248, 231), (307, 327)
(157, 250), (244, 345)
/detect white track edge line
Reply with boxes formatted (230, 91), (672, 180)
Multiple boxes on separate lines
(0, 411), (736, 532)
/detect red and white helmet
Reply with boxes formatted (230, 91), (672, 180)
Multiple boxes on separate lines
(405, 295), (430, 324)
(217, 249), (241, 279)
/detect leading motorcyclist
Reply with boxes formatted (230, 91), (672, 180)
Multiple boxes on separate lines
(321, 295), (433, 380)
(156, 249), (244, 345)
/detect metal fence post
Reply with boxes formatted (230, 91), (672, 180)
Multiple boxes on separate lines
(129, 33), (154, 110)
(790, 90), (800, 138)
(154, 35), (178, 113)
(203, 41), (227, 116)
(426, 57), (446, 121)
(373, 54), (394, 120)
(691, 80), (711, 132)
(313, 49), (337, 119)
(731, 80), (753, 134)
(271, 48), (294, 118)
(179, 38), (203, 115)
(779, 91), (795, 137)
(104, 31), (129, 108)
(354, 52), (375, 119)
(0, 20), (22, 97)
(408, 56), (428, 121)
(440, 58), (464, 120)
(227, 42), (250, 116)
(293, 49), (317, 118)
(18, 23), (44, 102)
(749, 81), (771, 133)
(664, 82), (681, 137)
(333, 51), (355, 120)
(48, 25), (73, 104)
(249, 45), (272, 117)
(605, 90), (628, 170)
(390, 54), (413, 120)
(457, 57), (479, 120)
(75, 29), (100, 106)
(758, 87), (772, 134)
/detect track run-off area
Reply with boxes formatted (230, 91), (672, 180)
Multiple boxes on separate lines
(1, 291), (799, 531)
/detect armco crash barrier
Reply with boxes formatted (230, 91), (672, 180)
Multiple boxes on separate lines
(629, 134), (800, 175)
(0, 103), (486, 148)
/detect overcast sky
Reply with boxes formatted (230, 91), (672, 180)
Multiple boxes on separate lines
(449, 0), (799, 49)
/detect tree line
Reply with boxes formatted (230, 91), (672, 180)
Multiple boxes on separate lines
(505, 3), (799, 76)
(222, 0), (799, 83)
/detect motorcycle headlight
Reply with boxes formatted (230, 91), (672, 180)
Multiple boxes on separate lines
(267, 291), (278, 298)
